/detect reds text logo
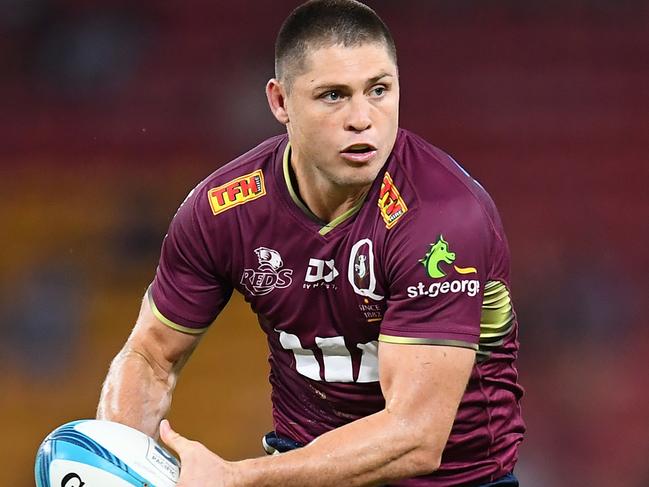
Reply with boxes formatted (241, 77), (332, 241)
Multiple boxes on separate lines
(241, 247), (293, 296)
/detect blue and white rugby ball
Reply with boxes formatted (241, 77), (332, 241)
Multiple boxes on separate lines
(35, 419), (179, 487)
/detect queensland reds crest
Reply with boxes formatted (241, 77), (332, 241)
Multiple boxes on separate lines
(241, 247), (293, 295)
(348, 239), (384, 301)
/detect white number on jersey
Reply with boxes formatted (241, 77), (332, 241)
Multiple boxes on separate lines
(276, 330), (379, 383)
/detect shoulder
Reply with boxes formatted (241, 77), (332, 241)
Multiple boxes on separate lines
(385, 129), (501, 237)
(181, 134), (287, 220)
(377, 130), (507, 283)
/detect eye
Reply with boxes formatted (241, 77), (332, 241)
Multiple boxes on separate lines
(322, 91), (342, 102)
(370, 86), (387, 97)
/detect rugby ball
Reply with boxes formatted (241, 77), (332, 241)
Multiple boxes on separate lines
(35, 419), (179, 487)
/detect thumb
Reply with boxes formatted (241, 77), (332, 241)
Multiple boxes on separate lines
(159, 419), (189, 455)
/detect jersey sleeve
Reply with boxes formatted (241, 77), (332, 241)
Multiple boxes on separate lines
(149, 188), (233, 334)
(379, 191), (493, 349)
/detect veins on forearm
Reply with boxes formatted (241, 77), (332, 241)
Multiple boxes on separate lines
(235, 412), (429, 487)
(120, 347), (176, 387)
(98, 348), (174, 415)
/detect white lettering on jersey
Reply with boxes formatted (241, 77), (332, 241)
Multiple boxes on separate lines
(407, 279), (480, 298)
(315, 336), (353, 382)
(275, 330), (380, 383)
(356, 341), (379, 383)
(277, 330), (320, 380)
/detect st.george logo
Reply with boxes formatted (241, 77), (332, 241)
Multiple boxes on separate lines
(420, 235), (476, 278)
(241, 247), (293, 296)
(408, 235), (479, 299)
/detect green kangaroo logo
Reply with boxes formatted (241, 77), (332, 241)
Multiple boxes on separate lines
(420, 235), (456, 278)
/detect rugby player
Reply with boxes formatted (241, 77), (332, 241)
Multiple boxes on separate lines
(97, 1), (525, 485)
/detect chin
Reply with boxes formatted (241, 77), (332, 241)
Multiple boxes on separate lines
(336, 165), (382, 188)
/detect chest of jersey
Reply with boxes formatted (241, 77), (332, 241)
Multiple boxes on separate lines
(236, 226), (385, 336)
(229, 208), (388, 383)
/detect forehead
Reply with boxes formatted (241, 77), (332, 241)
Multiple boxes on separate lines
(295, 42), (397, 88)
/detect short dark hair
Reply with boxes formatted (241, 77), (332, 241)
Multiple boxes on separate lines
(275, 0), (397, 89)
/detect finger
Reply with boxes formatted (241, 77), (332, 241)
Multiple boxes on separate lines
(159, 419), (189, 455)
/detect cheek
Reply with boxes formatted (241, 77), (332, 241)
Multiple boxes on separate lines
(379, 97), (399, 120)
(301, 112), (338, 141)
(290, 116), (333, 155)
(313, 109), (340, 129)
(380, 104), (400, 138)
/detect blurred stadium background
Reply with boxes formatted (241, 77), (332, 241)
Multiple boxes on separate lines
(1, 0), (648, 485)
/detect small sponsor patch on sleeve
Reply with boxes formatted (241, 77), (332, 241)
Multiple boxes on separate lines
(208, 169), (266, 215)
(378, 171), (408, 229)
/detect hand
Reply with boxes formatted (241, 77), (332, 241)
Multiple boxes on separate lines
(160, 419), (235, 487)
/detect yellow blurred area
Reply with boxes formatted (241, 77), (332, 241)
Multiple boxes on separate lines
(1, 165), (272, 485)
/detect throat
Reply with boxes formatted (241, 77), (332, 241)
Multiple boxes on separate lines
(286, 152), (368, 225)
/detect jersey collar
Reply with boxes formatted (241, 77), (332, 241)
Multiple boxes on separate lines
(281, 143), (366, 236)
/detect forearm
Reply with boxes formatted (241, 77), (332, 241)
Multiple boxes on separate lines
(232, 408), (442, 487)
(97, 346), (176, 438)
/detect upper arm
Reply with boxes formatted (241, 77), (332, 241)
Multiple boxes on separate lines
(126, 293), (203, 376)
(379, 342), (475, 460)
(149, 183), (233, 334)
(127, 182), (234, 375)
(379, 195), (491, 348)
(373, 167), (496, 463)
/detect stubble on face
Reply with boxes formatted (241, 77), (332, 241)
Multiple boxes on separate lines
(284, 42), (400, 196)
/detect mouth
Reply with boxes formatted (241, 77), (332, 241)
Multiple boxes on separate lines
(340, 143), (378, 163)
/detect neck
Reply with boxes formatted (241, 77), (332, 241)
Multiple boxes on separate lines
(288, 150), (369, 224)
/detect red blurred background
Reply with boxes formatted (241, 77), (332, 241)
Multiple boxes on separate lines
(2, 1), (648, 485)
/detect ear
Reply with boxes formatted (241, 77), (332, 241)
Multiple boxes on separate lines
(266, 79), (290, 125)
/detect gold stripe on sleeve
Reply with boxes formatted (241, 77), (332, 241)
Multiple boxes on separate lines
(147, 288), (207, 335)
(378, 334), (479, 350)
(479, 281), (514, 355)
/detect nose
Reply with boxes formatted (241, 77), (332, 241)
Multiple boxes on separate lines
(344, 96), (372, 132)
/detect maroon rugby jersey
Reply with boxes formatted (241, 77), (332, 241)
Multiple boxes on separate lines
(150, 129), (525, 486)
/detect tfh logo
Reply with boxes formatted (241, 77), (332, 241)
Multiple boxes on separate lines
(208, 170), (266, 215)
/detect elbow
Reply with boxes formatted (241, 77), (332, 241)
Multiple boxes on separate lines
(400, 427), (445, 476)
(406, 445), (442, 476)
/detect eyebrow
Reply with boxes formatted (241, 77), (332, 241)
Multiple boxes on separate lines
(312, 72), (394, 92)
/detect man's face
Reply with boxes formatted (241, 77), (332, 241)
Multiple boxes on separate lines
(283, 42), (399, 189)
